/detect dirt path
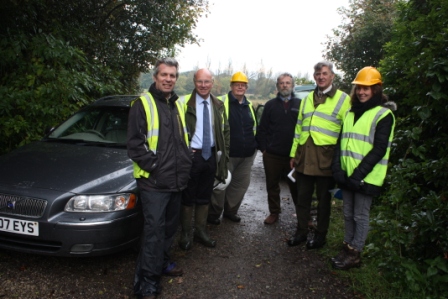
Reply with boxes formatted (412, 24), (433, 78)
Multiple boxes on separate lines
(0, 152), (356, 299)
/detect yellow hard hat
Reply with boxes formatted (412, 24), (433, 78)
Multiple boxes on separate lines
(231, 71), (248, 83)
(352, 67), (382, 86)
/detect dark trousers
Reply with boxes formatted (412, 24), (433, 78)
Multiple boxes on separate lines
(134, 190), (181, 296)
(262, 152), (298, 214)
(182, 151), (217, 206)
(295, 172), (335, 236)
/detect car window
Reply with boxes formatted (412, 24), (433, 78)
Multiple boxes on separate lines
(294, 84), (316, 100)
(295, 91), (312, 100)
(48, 107), (129, 143)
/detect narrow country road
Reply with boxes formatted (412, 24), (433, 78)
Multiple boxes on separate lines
(0, 152), (357, 299)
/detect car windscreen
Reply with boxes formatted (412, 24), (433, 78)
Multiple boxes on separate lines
(47, 107), (129, 144)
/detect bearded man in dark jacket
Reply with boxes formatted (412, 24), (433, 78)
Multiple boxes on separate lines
(256, 73), (301, 225)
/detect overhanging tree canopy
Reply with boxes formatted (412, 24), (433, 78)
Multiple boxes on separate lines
(0, 0), (208, 154)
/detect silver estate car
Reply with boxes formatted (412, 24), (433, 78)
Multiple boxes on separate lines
(0, 95), (143, 256)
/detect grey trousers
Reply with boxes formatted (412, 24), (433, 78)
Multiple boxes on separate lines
(341, 189), (373, 252)
(209, 151), (256, 219)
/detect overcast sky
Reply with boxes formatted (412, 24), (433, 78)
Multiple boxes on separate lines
(177, 0), (350, 78)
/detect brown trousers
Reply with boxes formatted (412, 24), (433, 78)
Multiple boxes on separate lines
(262, 152), (298, 214)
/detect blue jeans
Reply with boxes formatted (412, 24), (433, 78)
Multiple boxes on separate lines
(341, 189), (373, 252)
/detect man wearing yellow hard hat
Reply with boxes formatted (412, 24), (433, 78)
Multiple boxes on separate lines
(208, 71), (258, 224)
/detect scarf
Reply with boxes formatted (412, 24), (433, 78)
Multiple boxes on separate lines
(351, 92), (383, 123)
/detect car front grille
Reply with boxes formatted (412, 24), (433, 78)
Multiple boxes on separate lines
(0, 193), (47, 218)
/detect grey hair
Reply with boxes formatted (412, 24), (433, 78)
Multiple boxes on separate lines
(314, 61), (334, 74)
(153, 57), (179, 78)
(276, 73), (295, 87)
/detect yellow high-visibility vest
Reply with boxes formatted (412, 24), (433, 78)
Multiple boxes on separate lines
(290, 90), (351, 157)
(340, 106), (395, 186)
(132, 92), (189, 178)
(219, 94), (257, 135)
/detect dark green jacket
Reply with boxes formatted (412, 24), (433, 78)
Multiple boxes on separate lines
(183, 91), (229, 182)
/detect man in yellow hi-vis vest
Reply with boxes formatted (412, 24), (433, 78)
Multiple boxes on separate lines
(127, 58), (192, 299)
(288, 61), (351, 250)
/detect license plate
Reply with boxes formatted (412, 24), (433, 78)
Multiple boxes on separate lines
(0, 216), (39, 236)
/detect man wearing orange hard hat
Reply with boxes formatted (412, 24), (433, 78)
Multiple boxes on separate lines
(208, 71), (258, 225)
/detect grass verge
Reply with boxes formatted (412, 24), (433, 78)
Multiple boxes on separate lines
(322, 198), (415, 299)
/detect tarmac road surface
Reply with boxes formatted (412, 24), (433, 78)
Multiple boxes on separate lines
(0, 152), (356, 299)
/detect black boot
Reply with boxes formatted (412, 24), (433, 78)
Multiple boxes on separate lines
(332, 245), (361, 270)
(330, 242), (349, 263)
(194, 204), (216, 248)
(287, 231), (308, 247)
(306, 232), (326, 250)
(179, 205), (193, 250)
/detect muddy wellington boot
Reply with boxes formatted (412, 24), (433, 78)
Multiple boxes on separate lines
(193, 204), (216, 248)
(179, 205), (193, 250)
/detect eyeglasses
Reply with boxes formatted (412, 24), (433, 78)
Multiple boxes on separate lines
(195, 80), (213, 86)
(232, 83), (247, 88)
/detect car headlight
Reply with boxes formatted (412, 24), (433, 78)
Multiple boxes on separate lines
(65, 193), (137, 212)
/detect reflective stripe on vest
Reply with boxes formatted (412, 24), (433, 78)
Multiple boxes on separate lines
(219, 94), (257, 135)
(297, 91), (348, 142)
(132, 93), (189, 179)
(340, 106), (395, 186)
(140, 93), (159, 153)
(290, 90), (350, 157)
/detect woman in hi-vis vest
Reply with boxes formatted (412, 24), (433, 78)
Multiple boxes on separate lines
(331, 67), (397, 270)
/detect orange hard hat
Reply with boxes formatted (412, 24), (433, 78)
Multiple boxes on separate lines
(352, 67), (382, 86)
(231, 71), (249, 83)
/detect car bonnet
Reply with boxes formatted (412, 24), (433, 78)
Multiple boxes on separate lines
(0, 141), (135, 194)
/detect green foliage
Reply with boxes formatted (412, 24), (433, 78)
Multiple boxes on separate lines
(324, 0), (398, 89)
(325, 201), (418, 298)
(139, 67), (278, 98)
(0, 32), (123, 154)
(366, 0), (448, 297)
(0, 0), (208, 154)
(0, 0), (207, 91)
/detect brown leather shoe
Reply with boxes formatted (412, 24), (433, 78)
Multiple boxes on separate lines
(162, 262), (183, 276)
(264, 213), (278, 224)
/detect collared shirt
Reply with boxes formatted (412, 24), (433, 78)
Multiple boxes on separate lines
(190, 93), (215, 149)
(315, 85), (334, 107)
(320, 85), (333, 95)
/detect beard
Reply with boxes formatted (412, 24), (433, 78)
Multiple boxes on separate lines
(279, 87), (292, 97)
